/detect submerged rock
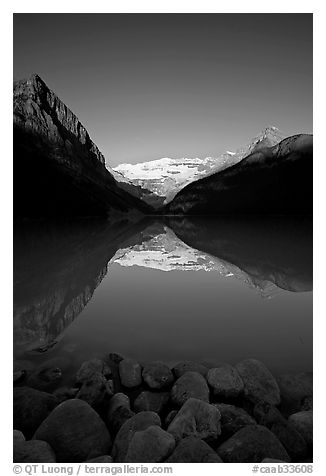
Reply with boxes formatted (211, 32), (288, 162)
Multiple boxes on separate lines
(33, 399), (112, 462)
(27, 367), (62, 392)
(14, 387), (58, 438)
(52, 386), (79, 403)
(166, 436), (223, 462)
(119, 359), (142, 388)
(253, 401), (285, 428)
(14, 440), (56, 463)
(76, 373), (113, 407)
(76, 358), (112, 383)
(13, 430), (25, 443)
(217, 424), (290, 463)
(134, 391), (169, 414)
(142, 362), (174, 390)
(173, 361), (208, 378)
(171, 371), (209, 406)
(207, 364), (244, 399)
(125, 426), (175, 463)
(235, 359), (280, 405)
(167, 397), (221, 443)
(112, 411), (161, 462)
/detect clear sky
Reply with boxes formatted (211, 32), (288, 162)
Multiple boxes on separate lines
(13, 13), (312, 167)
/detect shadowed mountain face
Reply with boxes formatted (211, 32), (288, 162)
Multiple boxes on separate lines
(167, 216), (312, 293)
(14, 217), (312, 356)
(13, 74), (152, 219)
(113, 126), (286, 207)
(166, 134), (313, 215)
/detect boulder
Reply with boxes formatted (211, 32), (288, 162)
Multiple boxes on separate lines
(76, 358), (112, 383)
(217, 424), (290, 463)
(13, 430), (25, 443)
(142, 362), (174, 390)
(288, 411), (313, 447)
(33, 399), (111, 462)
(301, 396), (313, 411)
(107, 393), (135, 434)
(125, 426), (175, 462)
(134, 391), (169, 414)
(166, 436), (223, 462)
(215, 403), (256, 438)
(171, 371), (209, 407)
(76, 373), (113, 407)
(119, 359), (142, 388)
(277, 373), (313, 414)
(53, 386), (79, 403)
(14, 440), (56, 463)
(112, 411), (161, 462)
(207, 365), (244, 399)
(253, 401), (285, 428)
(14, 387), (58, 438)
(167, 397), (221, 443)
(270, 421), (307, 461)
(235, 359), (280, 405)
(173, 361), (208, 378)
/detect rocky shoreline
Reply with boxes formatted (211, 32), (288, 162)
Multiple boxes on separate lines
(13, 355), (313, 463)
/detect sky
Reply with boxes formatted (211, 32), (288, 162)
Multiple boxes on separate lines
(13, 13), (312, 167)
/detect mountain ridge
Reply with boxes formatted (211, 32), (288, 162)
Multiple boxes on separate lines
(112, 126), (286, 207)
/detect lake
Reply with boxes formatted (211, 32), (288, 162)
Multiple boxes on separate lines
(13, 216), (312, 389)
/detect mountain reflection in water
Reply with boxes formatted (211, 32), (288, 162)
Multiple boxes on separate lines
(13, 216), (312, 377)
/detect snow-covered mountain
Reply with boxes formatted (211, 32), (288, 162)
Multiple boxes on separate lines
(112, 126), (285, 207)
(110, 223), (280, 298)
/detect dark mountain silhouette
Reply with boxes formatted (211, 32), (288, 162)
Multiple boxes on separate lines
(167, 216), (312, 293)
(166, 134), (313, 215)
(13, 74), (152, 219)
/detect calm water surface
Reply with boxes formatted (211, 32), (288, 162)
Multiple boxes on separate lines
(13, 217), (312, 387)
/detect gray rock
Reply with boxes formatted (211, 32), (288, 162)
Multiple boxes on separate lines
(33, 399), (111, 462)
(301, 396), (313, 411)
(270, 421), (307, 461)
(108, 393), (131, 417)
(76, 373), (113, 407)
(142, 362), (174, 390)
(167, 397), (221, 443)
(277, 373), (313, 414)
(288, 411), (313, 447)
(107, 353), (125, 364)
(107, 394), (135, 434)
(86, 455), (113, 463)
(14, 387), (58, 438)
(262, 458), (288, 463)
(14, 440), (56, 463)
(125, 426), (175, 462)
(119, 359), (142, 388)
(215, 403), (256, 438)
(13, 430), (25, 443)
(53, 386), (79, 403)
(171, 371), (209, 407)
(134, 391), (169, 414)
(235, 359), (280, 405)
(173, 361), (208, 378)
(166, 436), (223, 462)
(112, 411), (161, 462)
(217, 424), (290, 463)
(207, 365), (244, 399)
(76, 358), (112, 383)
(14, 369), (26, 384)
